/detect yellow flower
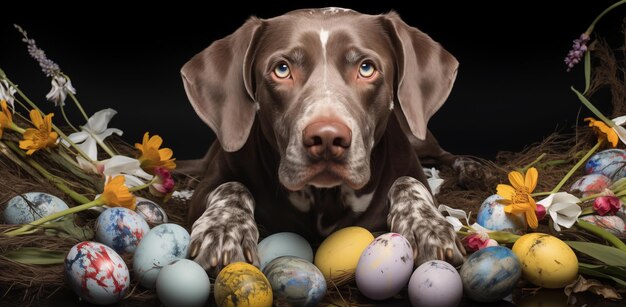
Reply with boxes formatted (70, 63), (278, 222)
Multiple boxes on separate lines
(0, 99), (12, 139)
(585, 117), (618, 147)
(135, 132), (176, 173)
(101, 175), (137, 210)
(19, 109), (58, 155)
(496, 167), (539, 229)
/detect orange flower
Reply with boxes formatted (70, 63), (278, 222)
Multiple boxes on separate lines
(135, 132), (176, 173)
(19, 109), (58, 155)
(101, 175), (136, 210)
(585, 117), (618, 147)
(496, 167), (539, 229)
(0, 99), (12, 139)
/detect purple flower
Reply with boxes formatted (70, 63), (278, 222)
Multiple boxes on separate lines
(14, 24), (60, 77)
(565, 33), (590, 72)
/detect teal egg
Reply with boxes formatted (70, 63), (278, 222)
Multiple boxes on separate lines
(476, 194), (525, 234)
(3, 192), (69, 224)
(262, 256), (326, 307)
(258, 232), (313, 270)
(460, 246), (521, 302)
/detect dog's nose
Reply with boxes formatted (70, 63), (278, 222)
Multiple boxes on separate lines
(303, 121), (352, 160)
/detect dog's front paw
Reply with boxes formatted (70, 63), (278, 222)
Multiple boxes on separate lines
(388, 176), (466, 267)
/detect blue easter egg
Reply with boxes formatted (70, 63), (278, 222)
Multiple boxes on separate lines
(3, 192), (69, 224)
(460, 246), (521, 302)
(262, 256), (326, 307)
(585, 149), (626, 180)
(95, 207), (150, 255)
(476, 195), (525, 234)
(258, 232), (313, 270)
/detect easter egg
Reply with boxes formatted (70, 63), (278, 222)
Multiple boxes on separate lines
(314, 226), (374, 280)
(476, 194), (526, 234)
(214, 262), (273, 307)
(65, 241), (130, 305)
(569, 174), (612, 197)
(3, 192), (69, 224)
(408, 260), (463, 307)
(156, 259), (211, 307)
(355, 233), (414, 300)
(133, 223), (190, 288)
(585, 149), (626, 180)
(580, 215), (626, 238)
(512, 233), (578, 288)
(95, 207), (150, 255)
(135, 197), (168, 225)
(258, 232), (313, 270)
(460, 246), (521, 302)
(262, 256), (326, 306)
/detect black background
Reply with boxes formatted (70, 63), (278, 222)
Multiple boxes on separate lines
(2, 1), (624, 160)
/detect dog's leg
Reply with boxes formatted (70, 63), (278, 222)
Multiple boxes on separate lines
(387, 176), (466, 266)
(189, 182), (259, 275)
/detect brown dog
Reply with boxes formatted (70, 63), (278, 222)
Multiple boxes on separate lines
(180, 7), (466, 274)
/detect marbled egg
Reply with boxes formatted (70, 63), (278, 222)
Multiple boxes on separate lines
(460, 246), (521, 302)
(258, 232), (313, 270)
(408, 260), (463, 307)
(580, 214), (626, 238)
(570, 174), (612, 197)
(262, 256), (326, 307)
(135, 197), (168, 225)
(95, 207), (150, 255)
(3, 192), (69, 224)
(214, 262), (273, 307)
(585, 149), (626, 180)
(133, 223), (190, 288)
(355, 233), (414, 300)
(476, 194), (526, 234)
(65, 241), (130, 305)
(157, 259), (211, 307)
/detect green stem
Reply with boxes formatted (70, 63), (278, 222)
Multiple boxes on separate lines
(60, 104), (79, 132)
(129, 177), (158, 192)
(520, 153), (546, 173)
(64, 81), (89, 121)
(4, 198), (104, 237)
(0, 141), (47, 185)
(580, 207), (595, 216)
(550, 141), (602, 193)
(576, 220), (626, 252)
(584, 0), (626, 35)
(572, 87), (616, 128)
(532, 191), (555, 197)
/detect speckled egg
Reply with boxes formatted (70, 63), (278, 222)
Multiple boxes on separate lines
(65, 241), (130, 305)
(476, 194), (526, 234)
(355, 233), (414, 300)
(262, 256), (326, 307)
(460, 246), (521, 302)
(214, 262), (273, 307)
(585, 149), (626, 180)
(135, 197), (168, 225)
(408, 260), (463, 307)
(314, 226), (374, 281)
(133, 223), (190, 288)
(570, 174), (612, 197)
(3, 192), (69, 224)
(580, 214), (626, 238)
(156, 259), (211, 307)
(95, 207), (150, 255)
(258, 232), (313, 270)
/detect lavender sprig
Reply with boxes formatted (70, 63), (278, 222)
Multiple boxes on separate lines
(14, 24), (61, 77)
(565, 33), (590, 72)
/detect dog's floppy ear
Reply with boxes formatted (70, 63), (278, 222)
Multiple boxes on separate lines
(181, 17), (263, 152)
(382, 12), (458, 140)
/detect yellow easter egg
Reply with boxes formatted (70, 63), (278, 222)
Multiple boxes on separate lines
(314, 226), (375, 280)
(214, 262), (273, 307)
(512, 233), (578, 288)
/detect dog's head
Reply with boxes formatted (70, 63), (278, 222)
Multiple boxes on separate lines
(182, 8), (457, 191)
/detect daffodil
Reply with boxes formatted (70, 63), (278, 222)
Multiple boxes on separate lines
(496, 167), (539, 229)
(100, 175), (136, 210)
(536, 192), (582, 231)
(19, 109), (58, 155)
(585, 117), (620, 147)
(45, 75), (76, 107)
(63, 108), (123, 160)
(135, 132), (176, 173)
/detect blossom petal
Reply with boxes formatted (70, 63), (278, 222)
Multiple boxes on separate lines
(96, 128), (123, 140)
(613, 116), (626, 126)
(525, 167), (538, 192)
(438, 204), (470, 230)
(614, 126), (626, 146)
(508, 171), (525, 190)
(537, 193), (556, 210)
(85, 108), (117, 133)
(122, 174), (147, 188)
(497, 184), (516, 200)
(77, 137), (98, 161)
(102, 155), (141, 176)
(63, 131), (89, 146)
(526, 210), (538, 229)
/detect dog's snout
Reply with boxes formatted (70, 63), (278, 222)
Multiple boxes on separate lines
(303, 121), (352, 160)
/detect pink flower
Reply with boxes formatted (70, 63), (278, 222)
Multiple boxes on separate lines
(462, 233), (498, 252)
(593, 196), (622, 216)
(150, 167), (175, 197)
(536, 204), (547, 221)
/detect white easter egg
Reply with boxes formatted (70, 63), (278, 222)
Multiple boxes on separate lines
(156, 259), (211, 307)
(258, 232), (313, 270)
(408, 260), (463, 307)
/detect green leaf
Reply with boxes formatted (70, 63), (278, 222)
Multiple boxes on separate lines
(571, 87), (615, 127)
(3, 247), (66, 265)
(579, 265), (626, 287)
(579, 263), (626, 280)
(583, 50), (591, 94)
(566, 241), (626, 267)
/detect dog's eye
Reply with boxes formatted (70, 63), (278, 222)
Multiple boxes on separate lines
(358, 62), (376, 78)
(273, 63), (291, 79)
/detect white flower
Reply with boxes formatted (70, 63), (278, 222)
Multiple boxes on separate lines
(537, 192), (582, 231)
(46, 75), (76, 107)
(100, 155), (153, 188)
(63, 108), (122, 161)
(612, 115), (626, 145)
(0, 79), (16, 110)
(438, 204), (470, 231)
(424, 167), (445, 195)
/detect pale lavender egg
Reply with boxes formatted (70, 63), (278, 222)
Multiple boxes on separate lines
(570, 174), (612, 197)
(95, 207), (150, 256)
(408, 260), (463, 307)
(65, 241), (130, 305)
(476, 194), (526, 234)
